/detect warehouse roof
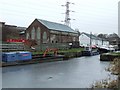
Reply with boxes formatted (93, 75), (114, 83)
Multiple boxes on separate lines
(37, 19), (77, 33)
(81, 32), (102, 40)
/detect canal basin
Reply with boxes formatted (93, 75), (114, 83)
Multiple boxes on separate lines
(2, 55), (113, 88)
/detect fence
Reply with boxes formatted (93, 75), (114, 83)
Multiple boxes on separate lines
(34, 43), (70, 51)
(1, 43), (70, 52)
(1, 43), (25, 52)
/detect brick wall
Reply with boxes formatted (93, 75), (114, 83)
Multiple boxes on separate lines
(26, 19), (50, 45)
(2, 25), (19, 41)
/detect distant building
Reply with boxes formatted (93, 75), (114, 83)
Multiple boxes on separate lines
(2, 22), (26, 43)
(26, 19), (79, 50)
(79, 32), (109, 47)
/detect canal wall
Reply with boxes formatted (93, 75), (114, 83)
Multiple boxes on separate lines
(58, 52), (82, 60)
(32, 52), (83, 60)
(100, 53), (120, 61)
(1, 52), (83, 67)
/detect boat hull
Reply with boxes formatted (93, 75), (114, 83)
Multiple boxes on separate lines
(82, 51), (99, 56)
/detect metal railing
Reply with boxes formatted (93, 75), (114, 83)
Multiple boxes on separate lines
(1, 43), (70, 52)
(1, 43), (25, 52)
(34, 43), (70, 51)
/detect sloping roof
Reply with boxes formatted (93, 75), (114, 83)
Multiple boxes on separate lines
(37, 19), (77, 33)
(81, 32), (102, 40)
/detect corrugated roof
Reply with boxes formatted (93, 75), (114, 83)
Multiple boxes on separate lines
(37, 19), (77, 33)
(81, 32), (102, 40)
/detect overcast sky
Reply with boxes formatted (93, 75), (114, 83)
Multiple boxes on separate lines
(0, 0), (119, 34)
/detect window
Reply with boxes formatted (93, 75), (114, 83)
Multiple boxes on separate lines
(26, 33), (29, 39)
(31, 27), (35, 40)
(37, 27), (41, 40)
(73, 37), (76, 41)
(43, 31), (47, 43)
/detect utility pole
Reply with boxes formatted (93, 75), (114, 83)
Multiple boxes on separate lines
(90, 32), (92, 47)
(61, 0), (75, 27)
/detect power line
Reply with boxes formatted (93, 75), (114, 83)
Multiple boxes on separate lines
(1, 9), (64, 26)
(0, 1), (64, 14)
(1, 7), (63, 18)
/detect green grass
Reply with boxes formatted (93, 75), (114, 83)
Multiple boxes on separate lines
(32, 51), (44, 55)
(110, 52), (120, 56)
(103, 52), (120, 56)
(58, 48), (84, 53)
(32, 48), (84, 55)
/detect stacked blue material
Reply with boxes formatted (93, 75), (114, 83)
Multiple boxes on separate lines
(2, 51), (32, 62)
(16, 52), (32, 61)
(2, 52), (17, 62)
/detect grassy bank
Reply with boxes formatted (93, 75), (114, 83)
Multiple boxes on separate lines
(32, 48), (84, 60)
(110, 52), (120, 56)
(100, 52), (120, 61)
(58, 48), (84, 53)
(102, 52), (120, 56)
(32, 48), (84, 55)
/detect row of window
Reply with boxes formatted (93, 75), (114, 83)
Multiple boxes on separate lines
(26, 27), (47, 41)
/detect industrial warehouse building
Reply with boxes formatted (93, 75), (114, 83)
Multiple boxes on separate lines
(26, 19), (79, 50)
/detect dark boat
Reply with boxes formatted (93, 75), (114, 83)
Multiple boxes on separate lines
(98, 47), (109, 54)
(82, 47), (99, 56)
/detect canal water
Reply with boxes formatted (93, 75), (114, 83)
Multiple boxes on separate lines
(2, 55), (113, 88)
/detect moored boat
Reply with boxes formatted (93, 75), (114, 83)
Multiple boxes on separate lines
(82, 47), (99, 56)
